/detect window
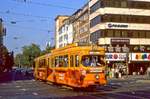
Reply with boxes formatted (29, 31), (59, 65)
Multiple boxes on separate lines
(139, 32), (145, 38)
(121, 1), (127, 8)
(107, 30), (114, 37)
(114, 30), (121, 37)
(90, 1), (101, 13)
(146, 31), (150, 38)
(132, 31), (139, 38)
(70, 55), (74, 67)
(90, 16), (101, 28)
(122, 31), (128, 37)
(75, 55), (79, 67)
(90, 30), (101, 43)
(59, 36), (63, 43)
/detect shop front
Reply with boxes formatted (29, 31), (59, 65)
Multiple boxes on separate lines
(105, 53), (128, 77)
(129, 53), (150, 75)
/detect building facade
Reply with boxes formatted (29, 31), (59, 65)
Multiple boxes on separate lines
(55, 15), (70, 48)
(57, 19), (73, 48)
(89, 0), (150, 75)
(0, 18), (6, 45)
(71, 3), (90, 43)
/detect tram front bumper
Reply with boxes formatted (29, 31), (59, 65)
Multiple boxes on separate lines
(81, 73), (107, 87)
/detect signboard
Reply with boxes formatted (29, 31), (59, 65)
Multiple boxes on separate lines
(107, 23), (128, 29)
(111, 39), (130, 45)
(105, 53), (127, 61)
(131, 53), (150, 61)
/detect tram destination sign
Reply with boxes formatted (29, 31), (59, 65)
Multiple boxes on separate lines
(111, 39), (130, 45)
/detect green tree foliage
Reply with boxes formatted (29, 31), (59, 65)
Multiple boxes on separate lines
(14, 43), (55, 68)
(15, 43), (41, 68)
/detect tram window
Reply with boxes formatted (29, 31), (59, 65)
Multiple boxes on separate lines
(75, 55), (79, 67)
(51, 58), (54, 68)
(70, 55), (74, 67)
(63, 55), (68, 67)
(82, 55), (105, 67)
(55, 56), (60, 67)
(39, 59), (46, 68)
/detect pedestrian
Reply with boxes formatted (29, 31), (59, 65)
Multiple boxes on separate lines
(147, 66), (150, 77)
(140, 67), (143, 75)
(111, 68), (115, 78)
(115, 68), (119, 78)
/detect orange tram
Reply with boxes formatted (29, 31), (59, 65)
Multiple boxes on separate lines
(34, 43), (107, 90)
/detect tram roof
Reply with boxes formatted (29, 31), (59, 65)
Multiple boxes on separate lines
(51, 43), (104, 53)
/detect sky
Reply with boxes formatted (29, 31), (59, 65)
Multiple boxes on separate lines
(0, 0), (88, 54)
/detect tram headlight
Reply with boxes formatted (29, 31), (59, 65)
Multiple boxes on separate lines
(95, 75), (99, 80)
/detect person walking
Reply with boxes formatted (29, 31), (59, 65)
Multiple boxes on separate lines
(140, 67), (144, 75)
(147, 66), (150, 77)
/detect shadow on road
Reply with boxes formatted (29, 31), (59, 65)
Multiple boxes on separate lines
(0, 71), (33, 83)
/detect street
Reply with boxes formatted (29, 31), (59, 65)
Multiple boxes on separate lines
(0, 71), (150, 99)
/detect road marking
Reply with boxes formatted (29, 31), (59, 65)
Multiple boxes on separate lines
(32, 92), (38, 96)
(1, 83), (7, 85)
(20, 88), (27, 91)
(16, 86), (21, 88)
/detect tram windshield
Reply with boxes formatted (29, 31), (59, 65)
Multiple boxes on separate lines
(82, 55), (105, 67)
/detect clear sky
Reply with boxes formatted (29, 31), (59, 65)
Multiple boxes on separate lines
(0, 0), (88, 54)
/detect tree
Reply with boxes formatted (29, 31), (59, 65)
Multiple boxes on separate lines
(40, 43), (55, 55)
(15, 43), (41, 68)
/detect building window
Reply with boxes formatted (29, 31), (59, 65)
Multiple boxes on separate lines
(146, 31), (150, 38)
(121, 31), (128, 37)
(114, 30), (121, 37)
(131, 31), (139, 38)
(90, 16), (101, 28)
(59, 36), (63, 43)
(90, 30), (101, 43)
(139, 31), (145, 38)
(107, 30), (114, 37)
(90, 1), (101, 14)
(121, 1), (127, 8)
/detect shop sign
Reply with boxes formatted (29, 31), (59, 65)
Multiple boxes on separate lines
(108, 23), (128, 28)
(105, 53), (127, 61)
(111, 39), (130, 45)
(131, 53), (150, 61)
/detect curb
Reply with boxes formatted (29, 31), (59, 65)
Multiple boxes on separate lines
(136, 80), (150, 83)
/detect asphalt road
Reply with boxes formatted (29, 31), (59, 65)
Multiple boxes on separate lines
(0, 71), (150, 99)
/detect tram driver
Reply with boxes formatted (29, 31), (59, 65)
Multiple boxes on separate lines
(83, 57), (91, 66)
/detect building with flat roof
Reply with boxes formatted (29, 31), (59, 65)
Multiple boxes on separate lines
(89, 0), (150, 75)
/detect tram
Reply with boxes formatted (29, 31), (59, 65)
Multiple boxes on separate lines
(34, 43), (107, 89)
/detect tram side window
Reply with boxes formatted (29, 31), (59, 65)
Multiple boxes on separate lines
(70, 55), (74, 67)
(39, 59), (46, 68)
(51, 58), (54, 68)
(75, 55), (79, 67)
(63, 55), (68, 67)
(55, 56), (60, 67)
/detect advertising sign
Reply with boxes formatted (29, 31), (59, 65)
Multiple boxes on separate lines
(105, 53), (127, 61)
(131, 53), (150, 61)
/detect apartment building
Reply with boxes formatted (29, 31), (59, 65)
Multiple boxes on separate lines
(89, 0), (150, 75)
(55, 15), (70, 48)
(57, 19), (73, 48)
(71, 3), (90, 43)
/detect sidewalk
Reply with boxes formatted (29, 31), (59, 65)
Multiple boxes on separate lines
(108, 75), (150, 81)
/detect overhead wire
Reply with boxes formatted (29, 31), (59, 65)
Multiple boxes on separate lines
(12, 0), (78, 10)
